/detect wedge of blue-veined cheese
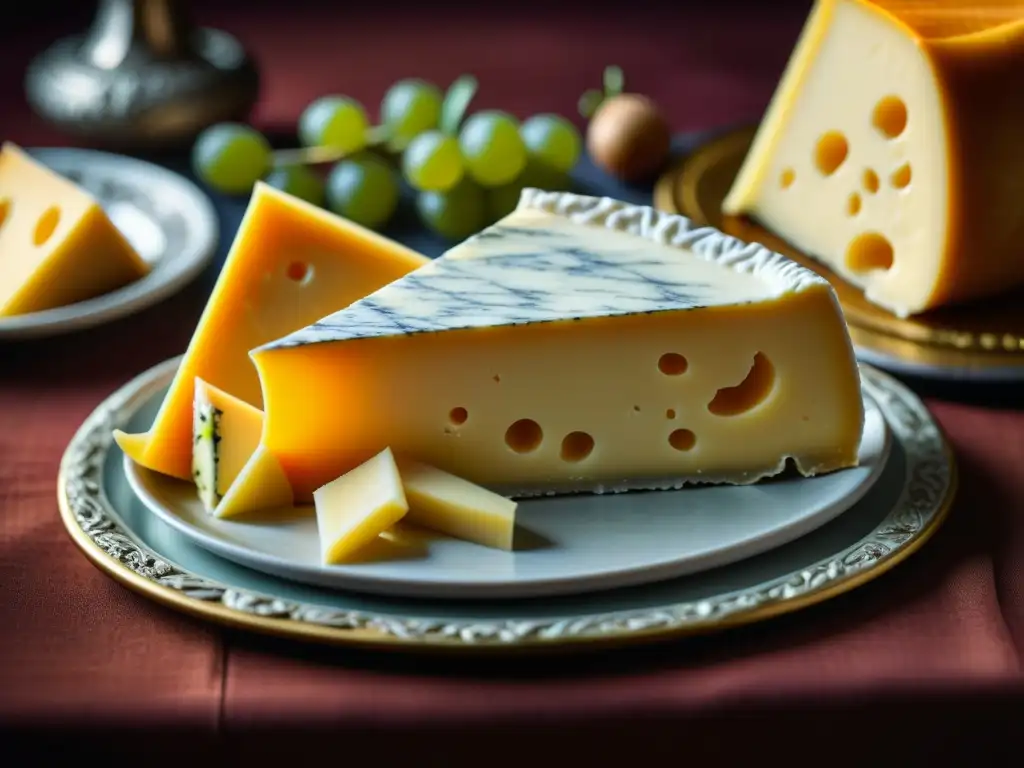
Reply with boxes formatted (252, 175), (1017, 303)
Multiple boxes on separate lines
(250, 188), (865, 500)
(192, 378), (294, 518)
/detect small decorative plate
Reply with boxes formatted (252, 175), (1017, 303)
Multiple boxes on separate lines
(654, 126), (1024, 382)
(123, 360), (891, 600)
(0, 148), (218, 341)
(58, 356), (955, 651)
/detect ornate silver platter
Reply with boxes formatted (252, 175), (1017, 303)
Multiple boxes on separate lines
(0, 148), (218, 341)
(58, 356), (956, 652)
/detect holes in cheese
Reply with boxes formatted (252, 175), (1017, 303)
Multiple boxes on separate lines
(707, 352), (775, 416)
(872, 96), (908, 139)
(505, 419), (543, 453)
(560, 431), (595, 463)
(286, 260), (311, 283)
(779, 168), (796, 189)
(658, 352), (688, 375)
(814, 131), (848, 176)
(891, 163), (912, 189)
(862, 169), (880, 194)
(847, 193), (862, 216)
(449, 407), (468, 425)
(0, 143), (150, 319)
(669, 429), (696, 451)
(666, 408), (676, 420)
(846, 232), (894, 273)
(33, 206), (61, 246)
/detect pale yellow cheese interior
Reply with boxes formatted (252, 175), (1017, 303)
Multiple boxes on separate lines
(396, 457), (517, 551)
(723, 0), (947, 317)
(255, 288), (863, 500)
(313, 447), (410, 564)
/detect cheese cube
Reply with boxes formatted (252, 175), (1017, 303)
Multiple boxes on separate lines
(251, 189), (865, 500)
(314, 447), (409, 564)
(722, 0), (1024, 317)
(191, 378), (293, 518)
(0, 142), (150, 316)
(396, 457), (517, 551)
(114, 182), (429, 482)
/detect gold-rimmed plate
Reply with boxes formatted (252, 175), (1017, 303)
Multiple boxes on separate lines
(57, 356), (955, 653)
(655, 126), (1024, 382)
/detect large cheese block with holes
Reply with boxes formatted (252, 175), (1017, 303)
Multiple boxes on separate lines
(0, 142), (150, 316)
(722, 0), (1024, 318)
(113, 182), (429, 481)
(250, 189), (865, 500)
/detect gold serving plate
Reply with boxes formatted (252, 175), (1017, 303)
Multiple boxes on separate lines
(655, 126), (1024, 378)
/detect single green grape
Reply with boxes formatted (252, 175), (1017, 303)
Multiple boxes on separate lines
(458, 111), (527, 187)
(417, 178), (487, 241)
(485, 158), (571, 223)
(402, 130), (463, 192)
(520, 114), (582, 173)
(325, 153), (400, 230)
(191, 123), (271, 195)
(381, 79), (443, 147)
(299, 96), (369, 154)
(263, 164), (326, 207)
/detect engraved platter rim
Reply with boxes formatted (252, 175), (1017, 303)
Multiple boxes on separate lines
(57, 355), (956, 653)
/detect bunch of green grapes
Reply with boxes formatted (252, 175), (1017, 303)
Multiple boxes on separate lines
(190, 76), (581, 240)
(404, 106), (581, 240)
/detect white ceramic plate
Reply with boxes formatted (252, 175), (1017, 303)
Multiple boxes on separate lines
(0, 148), (218, 340)
(124, 360), (890, 600)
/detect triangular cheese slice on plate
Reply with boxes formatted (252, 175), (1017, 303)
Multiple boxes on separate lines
(722, 0), (1024, 317)
(114, 182), (429, 481)
(252, 188), (866, 500)
(0, 142), (150, 316)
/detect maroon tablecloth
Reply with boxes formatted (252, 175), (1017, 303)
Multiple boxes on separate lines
(2, 1), (1023, 761)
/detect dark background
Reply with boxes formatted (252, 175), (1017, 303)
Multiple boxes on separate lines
(1, 0), (814, 144)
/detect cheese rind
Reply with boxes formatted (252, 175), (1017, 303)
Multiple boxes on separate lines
(190, 378), (293, 518)
(396, 457), (517, 551)
(0, 142), (150, 316)
(314, 447), (409, 564)
(722, 0), (1024, 317)
(253, 189), (864, 500)
(113, 182), (429, 481)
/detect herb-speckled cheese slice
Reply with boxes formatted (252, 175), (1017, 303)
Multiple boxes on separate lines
(251, 189), (865, 500)
(191, 378), (293, 518)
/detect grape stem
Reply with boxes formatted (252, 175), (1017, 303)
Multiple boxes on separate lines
(578, 65), (625, 119)
(272, 125), (392, 166)
(440, 75), (478, 135)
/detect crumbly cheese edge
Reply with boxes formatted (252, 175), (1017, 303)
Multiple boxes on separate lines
(513, 187), (830, 296)
(493, 453), (853, 499)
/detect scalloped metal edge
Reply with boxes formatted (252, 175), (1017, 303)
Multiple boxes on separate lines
(58, 356), (955, 649)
